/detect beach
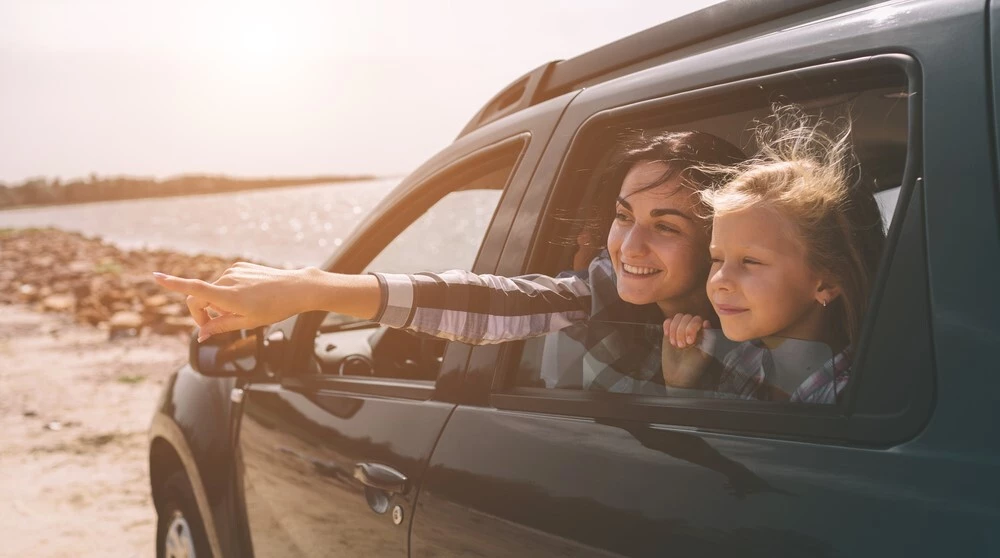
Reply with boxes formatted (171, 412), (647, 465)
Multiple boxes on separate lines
(0, 228), (236, 557)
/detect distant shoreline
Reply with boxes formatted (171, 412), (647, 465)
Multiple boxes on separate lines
(0, 174), (381, 211)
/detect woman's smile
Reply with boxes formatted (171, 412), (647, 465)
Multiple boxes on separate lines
(621, 263), (663, 277)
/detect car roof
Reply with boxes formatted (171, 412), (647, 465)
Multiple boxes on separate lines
(457, 0), (873, 138)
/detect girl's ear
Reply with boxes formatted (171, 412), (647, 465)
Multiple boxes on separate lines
(815, 279), (842, 306)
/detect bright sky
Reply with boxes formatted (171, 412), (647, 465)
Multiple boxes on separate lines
(0, 0), (723, 183)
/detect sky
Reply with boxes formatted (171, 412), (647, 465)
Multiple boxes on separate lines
(0, 0), (724, 183)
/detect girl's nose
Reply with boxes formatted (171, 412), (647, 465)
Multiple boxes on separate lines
(708, 260), (735, 292)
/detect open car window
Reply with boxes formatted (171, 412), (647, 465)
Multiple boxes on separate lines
(499, 57), (916, 413)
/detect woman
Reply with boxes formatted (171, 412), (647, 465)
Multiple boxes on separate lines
(153, 131), (746, 391)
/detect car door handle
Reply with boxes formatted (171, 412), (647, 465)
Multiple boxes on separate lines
(353, 462), (408, 494)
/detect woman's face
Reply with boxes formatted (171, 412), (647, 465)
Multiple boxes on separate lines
(706, 206), (835, 342)
(606, 161), (713, 315)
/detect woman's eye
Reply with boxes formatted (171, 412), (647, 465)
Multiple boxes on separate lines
(655, 223), (678, 234)
(710, 257), (723, 264)
(614, 212), (632, 222)
(742, 257), (762, 265)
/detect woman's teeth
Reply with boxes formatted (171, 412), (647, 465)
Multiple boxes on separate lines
(623, 263), (660, 276)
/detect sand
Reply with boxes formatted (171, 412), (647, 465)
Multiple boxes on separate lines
(0, 304), (189, 557)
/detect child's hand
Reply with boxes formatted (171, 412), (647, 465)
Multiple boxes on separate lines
(661, 315), (716, 389)
(664, 314), (711, 348)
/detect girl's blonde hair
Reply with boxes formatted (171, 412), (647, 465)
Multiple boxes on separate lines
(701, 106), (885, 347)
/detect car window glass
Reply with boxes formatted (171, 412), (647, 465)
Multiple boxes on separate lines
(508, 64), (911, 406)
(313, 145), (520, 381)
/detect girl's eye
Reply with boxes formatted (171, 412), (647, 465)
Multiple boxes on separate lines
(709, 257), (723, 264)
(615, 212), (632, 222)
(655, 223), (679, 234)
(742, 257), (762, 265)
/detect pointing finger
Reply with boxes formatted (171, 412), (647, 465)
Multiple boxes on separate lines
(198, 313), (254, 342)
(152, 272), (224, 300)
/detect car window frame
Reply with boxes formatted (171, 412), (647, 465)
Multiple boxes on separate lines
(483, 54), (932, 445)
(280, 134), (531, 401)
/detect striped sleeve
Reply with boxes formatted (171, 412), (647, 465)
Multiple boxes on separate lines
(369, 270), (592, 344)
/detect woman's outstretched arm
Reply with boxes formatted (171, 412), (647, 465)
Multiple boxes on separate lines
(153, 261), (594, 344)
(152, 263), (382, 341)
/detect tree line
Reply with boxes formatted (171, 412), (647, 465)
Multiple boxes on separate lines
(0, 173), (377, 210)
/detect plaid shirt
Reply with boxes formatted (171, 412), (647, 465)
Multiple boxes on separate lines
(371, 253), (849, 402)
(700, 342), (851, 404)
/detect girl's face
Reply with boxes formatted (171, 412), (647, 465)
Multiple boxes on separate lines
(707, 206), (838, 342)
(607, 161), (713, 316)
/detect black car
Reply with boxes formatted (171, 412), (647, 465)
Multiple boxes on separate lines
(149, 0), (1000, 556)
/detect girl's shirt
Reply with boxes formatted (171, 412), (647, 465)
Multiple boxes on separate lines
(717, 342), (852, 404)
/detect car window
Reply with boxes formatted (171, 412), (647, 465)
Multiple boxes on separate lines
(504, 60), (913, 408)
(312, 142), (521, 381)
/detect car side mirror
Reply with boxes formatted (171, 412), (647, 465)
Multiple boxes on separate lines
(190, 328), (263, 377)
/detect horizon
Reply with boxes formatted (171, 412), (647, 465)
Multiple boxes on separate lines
(0, 0), (723, 184)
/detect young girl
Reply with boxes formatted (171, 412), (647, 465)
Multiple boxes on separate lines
(663, 108), (885, 404)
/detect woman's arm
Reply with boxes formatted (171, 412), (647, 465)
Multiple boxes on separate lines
(152, 264), (383, 341)
(153, 262), (594, 344)
(372, 269), (592, 344)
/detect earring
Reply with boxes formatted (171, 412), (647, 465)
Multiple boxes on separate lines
(821, 299), (828, 307)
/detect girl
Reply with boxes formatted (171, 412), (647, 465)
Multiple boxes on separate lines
(663, 108), (885, 404)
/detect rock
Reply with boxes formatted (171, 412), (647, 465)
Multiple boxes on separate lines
(18, 284), (39, 302)
(155, 316), (197, 335)
(142, 294), (169, 308)
(109, 311), (143, 330)
(72, 282), (91, 300)
(108, 311), (144, 340)
(41, 294), (76, 312)
(155, 303), (185, 317)
(110, 301), (131, 313)
(30, 256), (56, 269)
(77, 307), (109, 326)
(67, 260), (91, 274)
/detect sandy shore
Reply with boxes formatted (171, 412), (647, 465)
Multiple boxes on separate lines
(0, 227), (236, 556)
(0, 304), (189, 557)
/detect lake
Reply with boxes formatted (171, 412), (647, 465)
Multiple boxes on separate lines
(0, 179), (401, 267)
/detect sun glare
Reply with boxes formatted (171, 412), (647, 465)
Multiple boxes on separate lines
(218, 11), (295, 73)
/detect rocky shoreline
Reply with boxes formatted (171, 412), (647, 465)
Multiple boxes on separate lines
(0, 227), (253, 338)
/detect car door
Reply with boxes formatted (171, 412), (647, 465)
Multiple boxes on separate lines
(410, 2), (999, 557)
(230, 93), (575, 557)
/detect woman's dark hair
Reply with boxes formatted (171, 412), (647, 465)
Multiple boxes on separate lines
(572, 130), (747, 249)
(609, 129), (748, 195)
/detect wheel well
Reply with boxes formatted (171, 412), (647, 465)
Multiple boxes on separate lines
(149, 436), (185, 513)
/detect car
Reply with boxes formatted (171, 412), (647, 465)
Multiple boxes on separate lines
(148, 0), (1000, 556)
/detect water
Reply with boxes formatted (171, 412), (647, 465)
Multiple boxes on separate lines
(0, 179), (401, 267)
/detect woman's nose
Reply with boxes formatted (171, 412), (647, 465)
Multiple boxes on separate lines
(620, 226), (649, 256)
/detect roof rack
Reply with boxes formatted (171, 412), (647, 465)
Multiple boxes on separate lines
(457, 0), (847, 139)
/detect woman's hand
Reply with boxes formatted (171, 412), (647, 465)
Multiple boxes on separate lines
(152, 263), (328, 341)
(661, 314), (716, 388)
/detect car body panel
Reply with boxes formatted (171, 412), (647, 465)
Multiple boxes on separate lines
(149, 366), (242, 556)
(236, 383), (453, 556)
